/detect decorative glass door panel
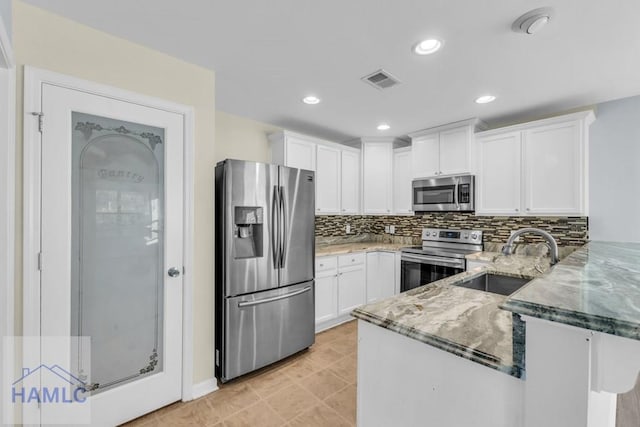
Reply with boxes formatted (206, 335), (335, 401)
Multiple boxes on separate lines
(71, 112), (165, 394)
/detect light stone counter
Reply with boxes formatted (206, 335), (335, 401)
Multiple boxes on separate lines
(315, 242), (406, 257)
(352, 253), (550, 378)
(502, 241), (640, 340)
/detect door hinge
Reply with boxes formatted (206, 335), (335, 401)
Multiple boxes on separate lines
(31, 112), (44, 133)
(37, 252), (43, 271)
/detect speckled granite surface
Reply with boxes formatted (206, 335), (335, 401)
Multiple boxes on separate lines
(352, 254), (550, 378)
(316, 242), (406, 256)
(502, 242), (640, 341)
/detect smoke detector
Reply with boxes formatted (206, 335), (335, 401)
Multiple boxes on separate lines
(512, 7), (553, 35)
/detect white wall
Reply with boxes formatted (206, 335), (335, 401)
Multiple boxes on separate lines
(0, 0), (11, 42)
(214, 110), (280, 163)
(589, 95), (640, 242)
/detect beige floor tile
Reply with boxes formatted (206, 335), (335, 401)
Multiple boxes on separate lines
(330, 336), (357, 356)
(306, 346), (344, 368)
(300, 369), (348, 400)
(289, 403), (353, 427)
(284, 356), (318, 381)
(204, 381), (260, 420)
(156, 399), (219, 426)
(248, 368), (295, 398)
(324, 384), (357, 424)
(265, 383), (320, 421)
(223, 401), (286, 427)
(328, 354), (357, 384)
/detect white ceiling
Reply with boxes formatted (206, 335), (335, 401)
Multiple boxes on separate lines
(23, 0), (640, 142)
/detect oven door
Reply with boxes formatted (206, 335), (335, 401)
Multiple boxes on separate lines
(400, 253), (465, 292)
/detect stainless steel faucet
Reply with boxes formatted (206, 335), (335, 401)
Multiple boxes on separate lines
(502, 228), (559, 265)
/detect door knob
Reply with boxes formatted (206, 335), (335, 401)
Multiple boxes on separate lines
(168, 267), (181, 278)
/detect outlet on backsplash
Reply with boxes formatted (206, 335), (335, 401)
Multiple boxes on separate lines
(390, 225), (395, 234)
(384, 225), (390, 233)
(345, 224), (351, 234)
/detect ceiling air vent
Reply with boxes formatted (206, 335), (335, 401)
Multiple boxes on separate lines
(361, 69), (401, 90)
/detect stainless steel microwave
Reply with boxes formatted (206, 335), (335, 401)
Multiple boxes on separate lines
(412, 174), (475, 212)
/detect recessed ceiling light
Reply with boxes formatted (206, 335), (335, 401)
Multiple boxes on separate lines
(475, 95), (496, 104)
(377, 123), (391, 131)
(302, 96), (320, 105)
(413, 39), (442, 55)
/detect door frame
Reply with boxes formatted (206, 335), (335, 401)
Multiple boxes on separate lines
(0, 13), (15, 427)
(22, 66), (197, 406)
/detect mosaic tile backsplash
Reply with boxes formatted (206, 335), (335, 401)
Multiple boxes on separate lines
(315, 214), (588, 247)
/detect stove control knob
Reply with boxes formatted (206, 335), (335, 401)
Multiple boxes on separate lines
(424, 232), (430, 237)
(471, 233), (478, 240)
(463, 233), (469, 239)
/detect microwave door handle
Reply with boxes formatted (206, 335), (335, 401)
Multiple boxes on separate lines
(454, 178), (460, 210)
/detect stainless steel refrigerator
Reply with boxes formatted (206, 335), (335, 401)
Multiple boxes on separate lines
(214, 159), (315, 382)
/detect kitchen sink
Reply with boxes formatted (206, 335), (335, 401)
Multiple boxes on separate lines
(455, 273), (530, 296)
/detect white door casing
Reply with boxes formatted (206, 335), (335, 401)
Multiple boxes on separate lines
(22, 67), (197, 425)
(0, 12), (15, 427)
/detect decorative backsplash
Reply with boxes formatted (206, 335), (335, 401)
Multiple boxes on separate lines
(315, 214), (588, 247)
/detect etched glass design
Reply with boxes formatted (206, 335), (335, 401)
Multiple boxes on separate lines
(71, 112), (164, 394)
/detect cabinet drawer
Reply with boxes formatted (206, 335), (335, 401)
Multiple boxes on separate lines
(338, 252), (365, 268)
(316, 257), (338, 273)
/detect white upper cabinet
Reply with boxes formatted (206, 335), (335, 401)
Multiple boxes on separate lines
(411, 134), (439, 179)
(341, 150), (360, 214)
(476, 132), (522, 215)
(523, 121), (583, 215)
(270, 130), (361, 215)
(316, 145), (341, 214)
(393, 148), (412, 214)
(362, 140), (393, 215)
(409, 119), (485, 179)
(475, 111), (594, 216)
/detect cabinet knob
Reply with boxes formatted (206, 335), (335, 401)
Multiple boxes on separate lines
(319, 263), (324, 267)
(526, 208), (531, 212)
(515, 208), (519, 212)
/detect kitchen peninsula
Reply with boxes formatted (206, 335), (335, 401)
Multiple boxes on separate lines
(353, 242), (640, 427)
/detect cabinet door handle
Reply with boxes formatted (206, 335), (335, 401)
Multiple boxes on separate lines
(526, 208), (531, 212)
(515, 208), (519, 212)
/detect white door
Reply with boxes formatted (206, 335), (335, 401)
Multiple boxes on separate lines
(341, 150), (360, 214)
(286, 137), (316, 171)
(476, 132), (522, 215)
(523, 121), (582, 215)
(316, 145), (341, 214)
(337, 266), (366, 315)
(393, 149), (412, 214)
(411, 134), (440, 178)
(439, 127), (470, 175)
(362, 142), (392, 214)
(377, 252), (396, 299)
(40, 83), (184, 426)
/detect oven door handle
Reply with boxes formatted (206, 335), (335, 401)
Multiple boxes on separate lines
(401, 254), (465, 268)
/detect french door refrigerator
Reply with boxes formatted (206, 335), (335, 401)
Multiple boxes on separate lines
(214, 159), (315, 382)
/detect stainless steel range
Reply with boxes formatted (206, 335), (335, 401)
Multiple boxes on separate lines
(400, 228), (483, 292)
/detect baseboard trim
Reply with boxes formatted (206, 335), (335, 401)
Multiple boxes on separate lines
(191, 378), (219, 400)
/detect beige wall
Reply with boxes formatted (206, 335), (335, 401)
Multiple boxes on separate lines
(214, 110), (280, 163)
(13, 1), (216, 383)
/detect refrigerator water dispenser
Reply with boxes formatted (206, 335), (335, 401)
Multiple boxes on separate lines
(233, 206), (263, 259)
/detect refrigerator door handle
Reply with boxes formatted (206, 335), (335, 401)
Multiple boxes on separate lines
(237, 285), (312, 308)
(279, 185), (287, 268)
(270, 185), (279, 268)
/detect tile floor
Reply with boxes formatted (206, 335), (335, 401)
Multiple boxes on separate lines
(123, 320), (358, 427)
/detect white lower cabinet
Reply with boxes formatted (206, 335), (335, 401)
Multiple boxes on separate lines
(315, 251), (399, 332)
(337, 266), (366, 315)
(366, 252), (396, 303)
(315, 257), (338, 325)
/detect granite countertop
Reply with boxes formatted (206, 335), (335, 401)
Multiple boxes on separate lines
(316, 242), (407, 256)
(352, 254), (550, 378)
(502, 242), (640, 340)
